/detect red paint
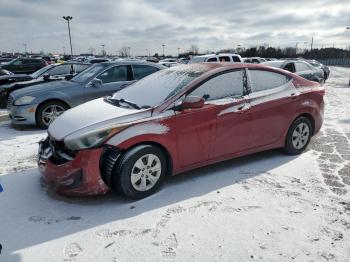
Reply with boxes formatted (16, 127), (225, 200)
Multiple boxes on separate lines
(39, 63), (324, 196)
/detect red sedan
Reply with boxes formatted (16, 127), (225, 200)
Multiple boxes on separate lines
(38, 63), (324, 199)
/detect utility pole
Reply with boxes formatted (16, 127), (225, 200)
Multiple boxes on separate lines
(310, 36), (314, 51)
(62, 16), (73, 57)
(162, 44), (165, 58)
(127, 47), (131, 57)
(101, 44), (105, 56)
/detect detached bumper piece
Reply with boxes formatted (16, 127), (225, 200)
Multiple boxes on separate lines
(38, 137), (109, 196)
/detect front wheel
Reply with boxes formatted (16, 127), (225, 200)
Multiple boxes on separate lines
(111, 144), (167, 199)
(36, 101), (69, 129)
(284, 116), (312, 155)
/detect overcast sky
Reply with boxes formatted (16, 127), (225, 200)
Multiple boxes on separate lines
(1, 0), (350, 56)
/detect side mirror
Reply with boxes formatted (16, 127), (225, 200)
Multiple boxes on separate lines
(65, 74), (74, 80)
(90, 78), (102, 88)
(43, 74), (50, 81)
(175, 96), (205, 111)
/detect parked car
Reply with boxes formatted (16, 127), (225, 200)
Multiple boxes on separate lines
(159, 58), (178, 63)
(159, 61), (180, 67)
(243, 57), (267, 63)
(307, 60), (330, 81)
(0, 58), (47, 74)
(0, 58), (14, 64)
(8, 61), (165, 128)
(0, 68), (13, 76)
(189, 53), (243, 63)
(38, 63), (324, 198)
(0, 62), (91, 108)
(89, 58), (111, 64)
(262, 60), (324, 83)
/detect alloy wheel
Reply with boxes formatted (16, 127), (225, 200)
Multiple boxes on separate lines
(41, 104), (65, 126)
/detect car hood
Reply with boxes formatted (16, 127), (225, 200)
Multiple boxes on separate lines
(0, 74), (33, 84)
(48, 98), (152, 140)
(11, 80), (78, 98)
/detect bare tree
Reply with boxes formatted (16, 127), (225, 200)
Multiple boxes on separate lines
(119, 46), (129, 57)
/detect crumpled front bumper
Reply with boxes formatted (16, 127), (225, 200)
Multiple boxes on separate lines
(38, 138), (110, 196)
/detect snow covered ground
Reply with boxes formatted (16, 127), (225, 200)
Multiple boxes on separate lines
(0, 67), (349, 262)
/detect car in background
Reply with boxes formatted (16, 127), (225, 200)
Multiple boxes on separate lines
(8, 61), (165, 128)
(159, 58), (177, 63)
(159, 61), (180, 67)
(307, 60), (330, 81)
(38, 63), (324, 198)
(0, 68), (13, 76)
(262, 60), (324, 83)
(189, 53), (243, 63)
(243, 57), (267, 63)
(0, 58), (47, 74)
(0, 62), (91, 108)
(0, 58), (14, 65)
(89, 58), (111, 64)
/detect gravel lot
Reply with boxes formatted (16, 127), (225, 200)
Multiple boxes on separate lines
(0, 67), (349, 262)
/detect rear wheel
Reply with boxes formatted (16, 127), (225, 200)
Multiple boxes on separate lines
(36, 101), (69, 129)
(284, 116), (312, 155)
(111, 144), (167, 199)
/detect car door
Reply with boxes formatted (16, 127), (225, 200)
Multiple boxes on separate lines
(175, 69), (249, 168)
(7, 59), (24, 73)
(83, 65), (132, 102)
(246, 69), (298, 148)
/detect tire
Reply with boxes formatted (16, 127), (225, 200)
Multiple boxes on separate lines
(284, 116), (312, 155)
(36, 101), (69, 129)
(111, 144), (167, 199)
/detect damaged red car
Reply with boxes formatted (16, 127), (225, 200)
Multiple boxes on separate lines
(38, 63), (324, 199)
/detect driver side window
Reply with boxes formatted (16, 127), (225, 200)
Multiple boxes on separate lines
(97, 66), (128, 84)
(189, 70), (244, 101)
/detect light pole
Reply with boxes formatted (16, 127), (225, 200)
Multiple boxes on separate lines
(62, 16), (73, 57)
(62, 46), (66, 55)
(177, 47), (180, 57)
(23, 43), (27, 55)
(162, 44), (165, 58)
(146, 49), (150, 57)
(101, 44), (105, 56)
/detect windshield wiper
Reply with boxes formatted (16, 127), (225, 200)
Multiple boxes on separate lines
(105, 96), (140, 109)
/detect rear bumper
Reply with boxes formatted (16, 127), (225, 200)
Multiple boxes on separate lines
(38, 138), (110, 196)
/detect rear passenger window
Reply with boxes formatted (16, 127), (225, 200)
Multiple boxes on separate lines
(207, 57), (218, 62)
(132, 65), (159, 80)
(190, 70), (244, 101)
(249, 70), (290, 93)
(295, 62), (310, 72)
(218, 56), (230, 62)
(231, 56), (241, 62)
(97, 66), (128, 83)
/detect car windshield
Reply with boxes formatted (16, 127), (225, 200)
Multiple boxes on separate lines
(70, 64), (104, 83)
(30, 65), (54, 78)
(112, 65), (208, 108)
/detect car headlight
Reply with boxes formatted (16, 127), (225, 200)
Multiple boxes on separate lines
(64, 126), (127, 150)
(14, 96), (36, 106)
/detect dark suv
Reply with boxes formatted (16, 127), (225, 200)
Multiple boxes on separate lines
(1, 58), (47, 74)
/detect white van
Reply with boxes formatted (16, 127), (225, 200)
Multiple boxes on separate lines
(189, 53), (242, 64)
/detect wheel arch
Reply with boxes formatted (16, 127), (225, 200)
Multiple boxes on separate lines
(121, 141), (173, 177)
(35, 99), (71, 125)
